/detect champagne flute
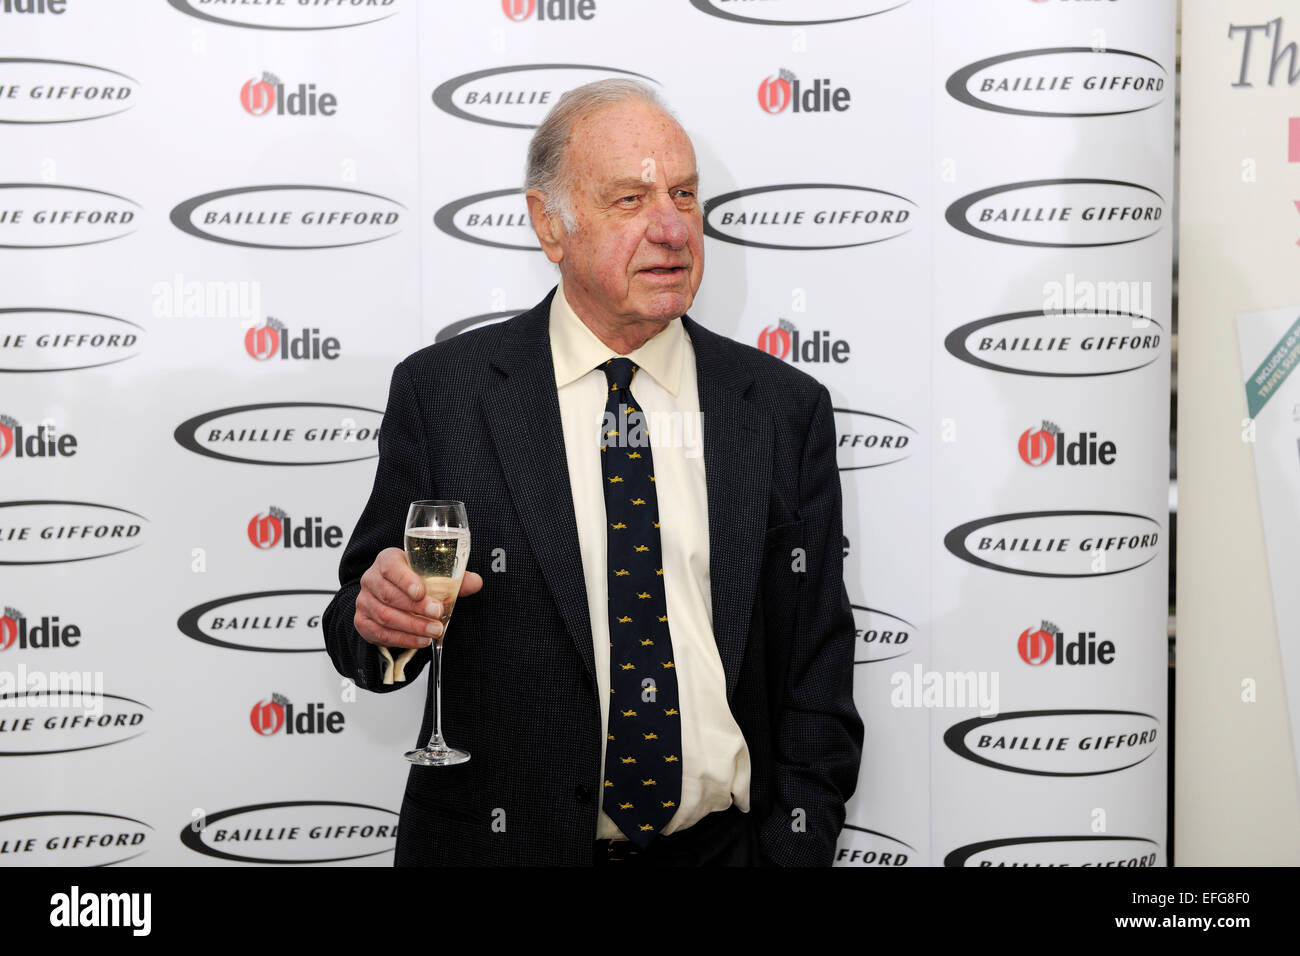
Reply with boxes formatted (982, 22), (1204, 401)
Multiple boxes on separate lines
(403, 500), (471, 766)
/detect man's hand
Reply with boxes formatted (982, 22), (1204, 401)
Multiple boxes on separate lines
(354, 546), (484, 649)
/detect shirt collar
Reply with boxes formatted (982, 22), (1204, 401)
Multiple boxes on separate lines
(549, 280), (684, 396)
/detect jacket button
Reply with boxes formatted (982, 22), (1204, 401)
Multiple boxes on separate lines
(575, 785), (592, 804)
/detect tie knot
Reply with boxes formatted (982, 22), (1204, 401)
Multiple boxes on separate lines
(601, 357), (638, 392)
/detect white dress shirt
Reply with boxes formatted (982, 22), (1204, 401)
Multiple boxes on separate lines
(548, 282), (752, 839)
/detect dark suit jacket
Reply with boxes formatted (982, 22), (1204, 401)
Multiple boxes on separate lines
(321, 288), (863, 866)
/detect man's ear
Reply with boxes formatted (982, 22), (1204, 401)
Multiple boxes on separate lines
(526, 189), (565, 264)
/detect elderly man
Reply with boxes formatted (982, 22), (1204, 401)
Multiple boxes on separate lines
(322, 79), (862, 867)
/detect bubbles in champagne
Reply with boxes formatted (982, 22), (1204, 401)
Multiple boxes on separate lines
(404, 526), (470, 624)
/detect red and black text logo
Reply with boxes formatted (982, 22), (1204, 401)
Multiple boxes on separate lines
(244, 318), (341, 361)
(249, 692), (344, 736)
(240, 71), (338, 117)
(0, 415), (77, 459)
(501, 0), (595, 21)
(247, 506), (343, 550)
(1018, 620), (1115, 667)
(757, 68), (851, 114)
(757, 319), (850, 364)
(0, 606), (81, 651)
(1018, 420), (1116, 467)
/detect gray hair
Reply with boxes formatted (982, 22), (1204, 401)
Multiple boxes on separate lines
(525, 78), (672, 233)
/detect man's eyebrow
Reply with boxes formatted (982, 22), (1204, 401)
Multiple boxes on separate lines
(601, 173), (701, 195)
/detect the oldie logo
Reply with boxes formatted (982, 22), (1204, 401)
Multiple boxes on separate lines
(946, 47), (1169, 118)
(249, 693), (344, 736)
(944, 510), (1161, 578)
(1018, 620), (1115, 667)
(170, 186), (405, 250)
(834, 824), (914, 866)
(756, 319), (849, 364)
(0, 308), (144, 373)
(0, 58), (138, 124)
(179, 801), (398, 864)
(689, 0), (908, 26)
(177, 590), (332, 654)
(1018, 420), (1116, 467)
(946, 179), (1165, 248)
(0, 0), (69, 14)
(0, 689), (150, 756)
(247, 506), (343, 550)
(944, 310), (1163, 378)
(240, 71), (337, 117)
(757, 68), (850, 114)
(852, 605), (914, 663)
(244, 318), (340, 362)
(0, 500), (146, 565)
(432, 64), (652, 129)
(0, 811), (152, 867)
(165, 0), (398, 31)
(704, 184), (914, 250)
(434, 189), (536, 250)
(435, 310), (516, 343)
(173, 402), (382, 466)
(0, 606), (82, 651)
(834, 408), (915, 470)
(944, 709), (1160, 777)
(945, 835), (1160, 868)
(501, 0), (595, 22)
(0, 183), (138, 248)
(0, 414), (77, 459)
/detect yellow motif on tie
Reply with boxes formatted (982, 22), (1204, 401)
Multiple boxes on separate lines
(640, 639), (654, 646)
(635, 545), (650, 553)
(611, 522), (626, 530)
(642, 778), (657, 786)
(627, 452), (642, 459)
(643, 732), (658, 740)
(636, 591), (651, 599)
(621, 709), (637, 717)
(662, 661), (675, 669)
(619, 802), (634, 810)
(620, 662), (635, 671)
(615, 569), (630, 576)
(608, 475), (623, 483)
(664, 708), (679, 716)
(620, 756), (637, 764)
(630, 498), (646, 506)
(653, 521), (660, 528)
(649, 476), (656, 482)
(655, 569), (663, 575)
(657, 615), (668, 622)
(617, 615), (632, 623)
(605, 780), (613, 787)
(639, 824), (655, 832)
(664, 755), (679, 763)
(662, 801), (676, 808)
(608, 734), (614, 741)
(605, 430), (618, 439)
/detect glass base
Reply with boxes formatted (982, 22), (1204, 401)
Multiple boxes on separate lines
(405, 742), (470, 766)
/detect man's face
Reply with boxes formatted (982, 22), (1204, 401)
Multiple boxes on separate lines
(531, 99), (704, 339)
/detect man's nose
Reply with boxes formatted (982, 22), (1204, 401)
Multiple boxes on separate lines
(646, 194), (689, 248)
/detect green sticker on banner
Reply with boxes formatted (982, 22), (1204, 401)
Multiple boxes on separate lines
(1245, 313), (1300, 418)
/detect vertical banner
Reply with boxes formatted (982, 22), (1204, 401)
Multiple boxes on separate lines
(1177, 1), (1300, 864)
(0, 0), (1172, 866)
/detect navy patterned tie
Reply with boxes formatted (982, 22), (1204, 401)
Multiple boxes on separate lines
(598, 357), (682, 847)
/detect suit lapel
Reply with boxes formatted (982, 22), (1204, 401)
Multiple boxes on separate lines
(482, 291), (596, 690)
(684, 315), (773, 701)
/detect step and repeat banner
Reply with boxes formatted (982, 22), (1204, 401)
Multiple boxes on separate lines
(0, 0), (1173, 866)
(1177, 0), (1300, 865)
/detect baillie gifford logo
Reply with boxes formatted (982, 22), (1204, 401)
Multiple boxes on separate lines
(0, 606), (82, 651)
(249, 692), (344, 736)
(247, 506), (343, 551)
(0, 415), (77, 459)
(1018, 420), (1116, 467)
(501, 0), (595, 21)
(758, 68), (851, 114)
(244, 319), (340, 362)
(756, 319), (850, 363)
(1018, 620), (1115, 667)
(240, 71), (338, 117)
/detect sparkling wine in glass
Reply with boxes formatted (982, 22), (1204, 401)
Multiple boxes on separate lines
(403, 500), (470, 766)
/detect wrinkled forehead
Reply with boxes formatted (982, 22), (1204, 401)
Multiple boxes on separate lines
(566, 102), (698, 182)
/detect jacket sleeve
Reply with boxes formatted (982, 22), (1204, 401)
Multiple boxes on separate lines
(321, 359), (434, 692)
(758, 384), (864, 866)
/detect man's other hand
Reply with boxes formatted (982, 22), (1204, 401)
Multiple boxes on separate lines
(355, 547), (484, 649)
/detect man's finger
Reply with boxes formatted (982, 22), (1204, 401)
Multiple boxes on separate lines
(460, 571), (484, 597)
(377, 547), (424, 601)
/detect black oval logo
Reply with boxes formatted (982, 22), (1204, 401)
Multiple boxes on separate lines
(943, 510), (1161, 578)
(0, 183), (139, 249)
(0, 500), (147, 565)
(0, 690), (152, 755)
(433, 189), (537, 251)
(0, 810), (153, 866)
(943, 708), (1160, 777)
(0, 308), (145, 373)
(946, 47), (1169, 118)
(170, 185), (406, 250)
(179, 800), (398, 864)
(945, 179), (1164, 248)
(705, 184), (915, 251)
(173, 402), (383, 466)
(177, 590), (333, 653)
(852, 605), (915, 663)
(944, 834), (1161, 867)
(0, 59), (139, 124)
(432, 64), (656, 129)
(834, 408), (916, 470)
(944, 309), (1164, 378)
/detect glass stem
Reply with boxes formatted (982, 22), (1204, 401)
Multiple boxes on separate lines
(429, 637), (445, 748)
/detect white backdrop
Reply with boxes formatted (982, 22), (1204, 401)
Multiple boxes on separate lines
(0, 0), (1172, 866)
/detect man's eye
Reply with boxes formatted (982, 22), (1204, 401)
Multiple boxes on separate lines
(674, 190), (696, 200)
(619, 195), (640, 205)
